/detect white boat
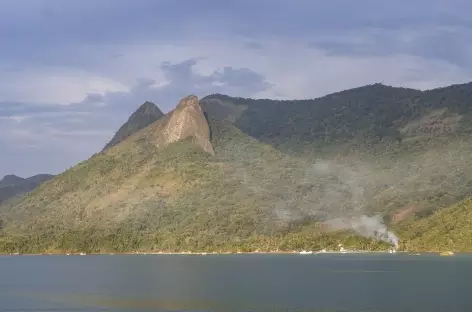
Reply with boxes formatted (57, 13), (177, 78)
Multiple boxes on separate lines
(440, 251), (455, 256)
(299, 250), (313, 255)
(79, 252), (86, 256)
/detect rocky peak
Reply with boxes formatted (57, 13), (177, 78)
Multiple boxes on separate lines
(103, 101), (164, 151)
(160, 95), (215, 155)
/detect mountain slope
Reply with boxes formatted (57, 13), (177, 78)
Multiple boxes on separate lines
(200, 82), (472, 152)
(0, 96), (391, 253)
(397, 198), (472, 252)
(103, 101), (164, 151)
(0, 174), (54, 204)
(200, 82), (472, 224)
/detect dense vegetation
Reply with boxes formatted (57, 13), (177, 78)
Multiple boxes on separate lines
(0, 118), (391, 253)
(4, 82), (472, 253)
(201, 82), (472, 153)
(397, 198), (472, 252)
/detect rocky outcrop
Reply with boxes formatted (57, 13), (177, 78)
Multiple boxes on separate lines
(159, 95), (214, 155)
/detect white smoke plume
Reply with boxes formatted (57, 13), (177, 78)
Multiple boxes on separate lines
(325, 216), (399, 248)
(302, 160), (399, 247)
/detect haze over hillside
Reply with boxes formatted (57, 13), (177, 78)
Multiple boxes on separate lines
(2, 82), (472, 253)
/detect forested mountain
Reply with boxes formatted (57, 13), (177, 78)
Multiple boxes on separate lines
(200, 82), (472, 152)
(3, 82), (472, 253)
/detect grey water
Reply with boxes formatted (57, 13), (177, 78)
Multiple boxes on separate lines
(1, 254), (471, 312)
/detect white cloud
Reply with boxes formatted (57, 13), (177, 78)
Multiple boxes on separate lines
(3, 32), (470, 107)
(0, 66), (128, 104)
(104, 38), (471, 100)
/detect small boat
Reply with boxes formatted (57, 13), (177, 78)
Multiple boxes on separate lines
(79, 252), (87, 256)
(299, 250), (313, 255)
(440, 251), (455, 256)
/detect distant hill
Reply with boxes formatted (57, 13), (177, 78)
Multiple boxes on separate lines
(0, 174), (54, 204)
(0, 175), (26, 188)
(103, 101), (164, 151)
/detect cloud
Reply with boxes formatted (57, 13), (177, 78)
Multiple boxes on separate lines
(0, 58), (273, 177)
(308, 26), (472, 69)
(0, 68), (127, 104)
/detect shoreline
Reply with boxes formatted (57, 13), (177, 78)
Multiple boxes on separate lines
(1, 250), (449, 256)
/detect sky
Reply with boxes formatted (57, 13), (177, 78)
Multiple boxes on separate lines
(1, 0), (472, 177)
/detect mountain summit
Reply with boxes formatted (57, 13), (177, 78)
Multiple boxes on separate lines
(158, 95), (214, 155)
(103, 101), (164, 151)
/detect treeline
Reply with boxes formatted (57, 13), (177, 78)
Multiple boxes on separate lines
(0, 225), (390, 254)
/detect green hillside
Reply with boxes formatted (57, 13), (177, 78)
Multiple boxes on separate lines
(0, 116), (390, 253)
(201, 82), (472, 227)
(201, 82), (472, 153)
(397, 198), (472, 252)
(4, 81), (472, 254)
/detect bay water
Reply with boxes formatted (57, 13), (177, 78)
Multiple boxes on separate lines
(1, 253), (471, 312)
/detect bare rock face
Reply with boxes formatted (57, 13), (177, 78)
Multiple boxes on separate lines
(160, 95), (215, 155)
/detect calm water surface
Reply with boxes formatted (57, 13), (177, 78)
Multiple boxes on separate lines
(0, 253), (471, 312)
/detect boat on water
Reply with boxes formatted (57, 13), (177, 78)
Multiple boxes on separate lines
(440, 251), (455, 256)
(299, 250), (313, 255)
(79, 252), (87, 256)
